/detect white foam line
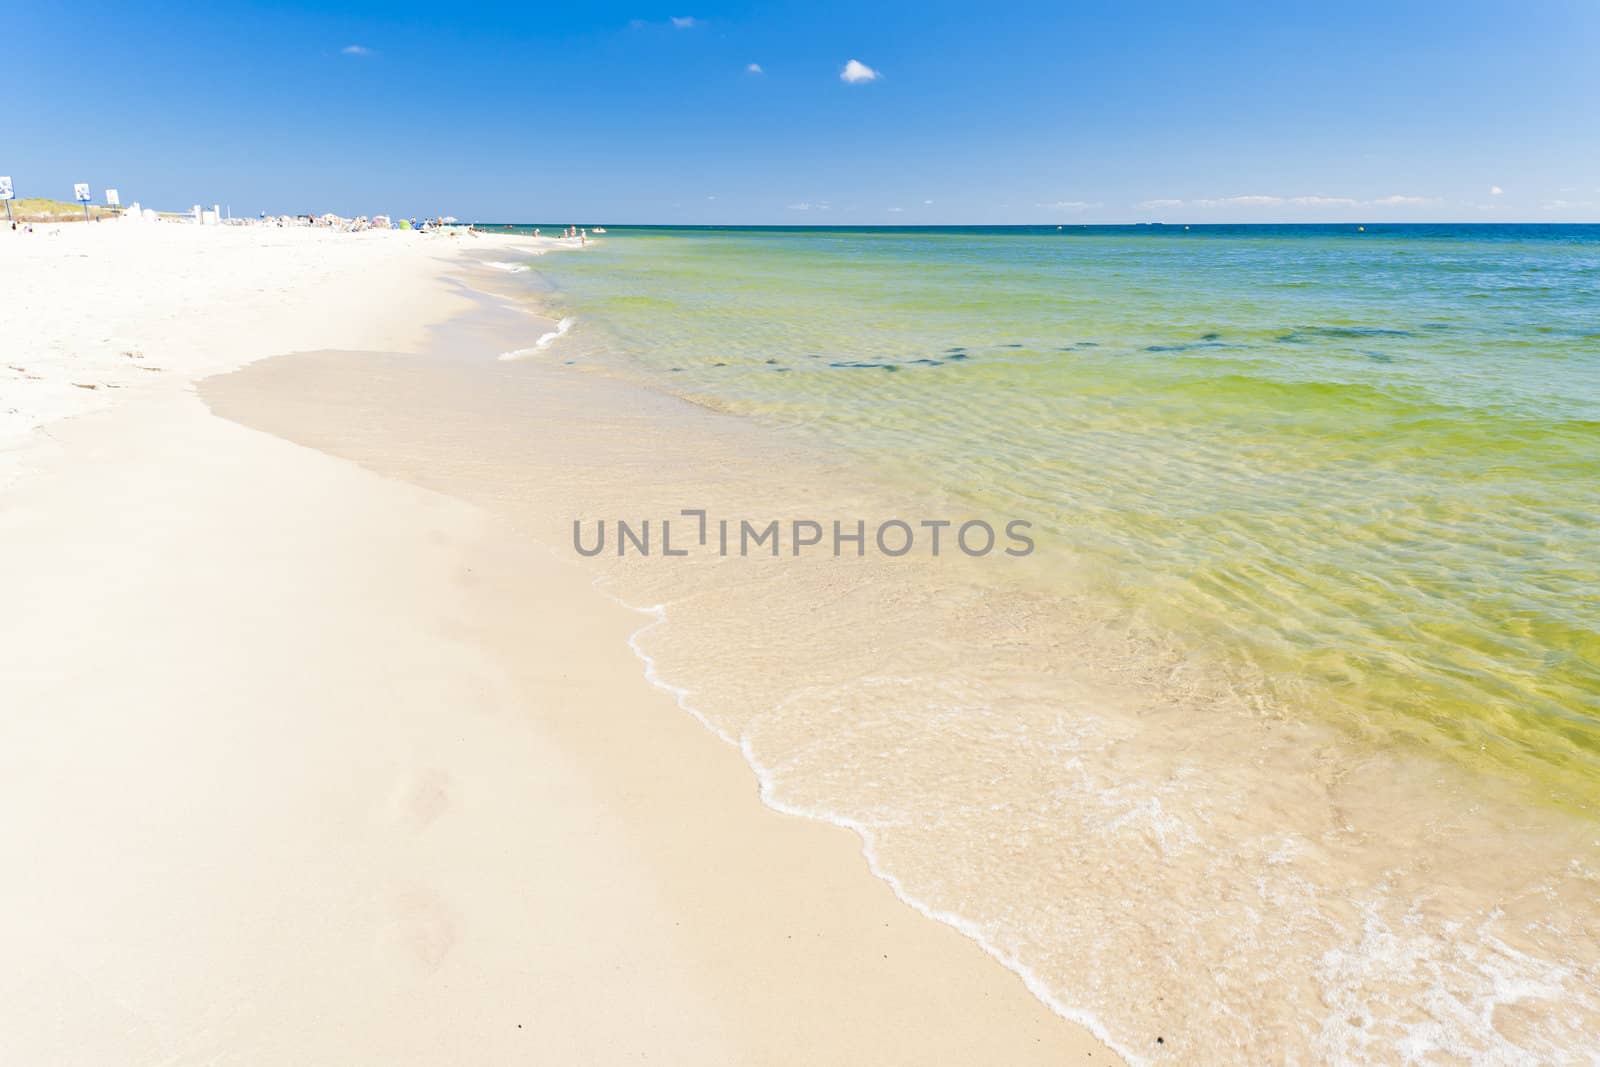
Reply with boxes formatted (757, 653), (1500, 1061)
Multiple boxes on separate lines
(483, 260), (531, 273)
(591, 576), (1146, 1067)
(616, 598), (740, 747)
(497, 317), (575, 361)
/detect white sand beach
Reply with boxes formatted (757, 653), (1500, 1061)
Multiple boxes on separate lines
(0, 223), (1116, 1064)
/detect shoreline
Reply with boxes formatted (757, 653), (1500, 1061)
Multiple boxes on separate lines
(204, 230), (1600, 1061)
(1, 223), (1120, 1062)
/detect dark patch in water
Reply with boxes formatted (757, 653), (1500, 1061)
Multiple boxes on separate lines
(772, 366), (790, 372)
(764, 358), (781, 365)
(1144, 341), (1237, 353)
(1200, 332), (1222, 341)
(945, 346), (967, 354)
(1277, 326), (1415, 344)
(946, 352), (970, 361)
(829, 357), (942, 369)
(1001, 343), (1025, 348)
(712, 361), (728, 367)
(1363, 350), (1394, 363)
(1076, 341), (1099, 348)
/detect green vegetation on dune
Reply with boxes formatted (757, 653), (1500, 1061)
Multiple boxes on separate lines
(3, 197), (118, 221)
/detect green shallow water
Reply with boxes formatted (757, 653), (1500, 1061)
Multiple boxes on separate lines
(506, 223), (1600, 804)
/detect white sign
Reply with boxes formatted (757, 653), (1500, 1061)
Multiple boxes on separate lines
(0, 176), (13, 200)
(73, 182), (90, 202)
(105, 189), (120, 206)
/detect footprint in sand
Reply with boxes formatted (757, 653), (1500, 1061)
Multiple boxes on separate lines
(381, 887), (460, 974)
(392, 766), (452, 829)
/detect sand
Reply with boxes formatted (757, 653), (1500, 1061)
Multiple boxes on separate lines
(0, 223), (1118, 1063)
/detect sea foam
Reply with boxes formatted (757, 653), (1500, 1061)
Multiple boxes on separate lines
(498, 317), (575, 360)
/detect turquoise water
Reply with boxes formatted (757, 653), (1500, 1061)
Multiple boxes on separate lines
(464, 225), (1600, 1060)
(500, 224), (1600, 804)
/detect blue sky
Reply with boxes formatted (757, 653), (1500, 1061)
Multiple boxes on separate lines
(6, 0), (1598, 222)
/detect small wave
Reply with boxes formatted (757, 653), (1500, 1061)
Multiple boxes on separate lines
(484, 260), (531, 273)
(594, 582), (1143, 1066)
(497, 317), (576, 361)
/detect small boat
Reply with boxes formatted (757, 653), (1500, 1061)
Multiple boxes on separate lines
(592, 227), (607, 234)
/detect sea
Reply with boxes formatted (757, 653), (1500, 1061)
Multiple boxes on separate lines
(482, 223), (1600, 1062)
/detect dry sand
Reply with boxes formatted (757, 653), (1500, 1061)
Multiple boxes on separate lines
(0, 223), (1118, 1063)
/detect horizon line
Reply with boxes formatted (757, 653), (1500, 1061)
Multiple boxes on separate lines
(466, 219), (1600, 228)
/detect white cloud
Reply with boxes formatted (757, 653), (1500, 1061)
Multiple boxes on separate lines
(923, 199), (934, 205)
(787, 202), (812, 211)
(631, 16), (698, 29)
(888, 206), (904, 212)
(1490, 185), (1504, 196)
(1156, 193), (1440, 211)
(840, 59), (880, 84)
(341, 44), (370, 56)
(706, 195), (717, 200)
(1193, 194), (1284, 207)
(746, 62), (763, 74)
(1038, 201), (1101, 211)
